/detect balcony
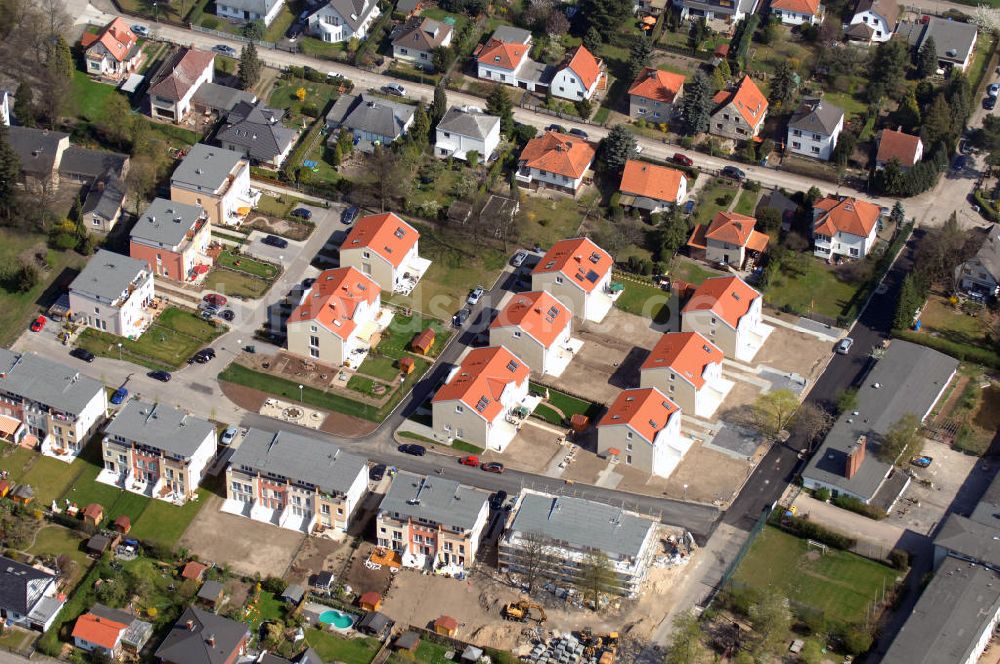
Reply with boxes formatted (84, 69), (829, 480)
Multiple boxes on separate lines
(515, 168), (533, 185)
(393, 257), (433, 295)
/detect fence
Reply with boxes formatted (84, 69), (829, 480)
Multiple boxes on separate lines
(190, 24), (276, 49)
(706, 504), (770, 608)
(519, 102), (600, 126)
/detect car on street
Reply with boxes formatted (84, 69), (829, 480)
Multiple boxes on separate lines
(290, 207), (312, 220)
(148, 370), (172, 382)
(398, 443), (426, 456)
(261, 234), (289, 249)
(910, 455), (933, 468)
(721, 165), (746, 180)
(481, 461), (505, 474)
(673, 153), (694, 167)
(212, 44), (238, 57)
(545, 124), (567, 133)
(191, 348), (216, 364)
(467, 286), (485, 306)
(835, 337), (854, 354)
(452, 307), (471, 327)
(110, 387), (128, 405)
(132, 24), (150, 37)
(341, 206), (360, 225)
(489, 490), (508, 510)
(953, 155), (968, 171)
(220, 309), (235, 322)
(29, 315), (46, 332)
(989, 83), (1000, 97)
(302, 278), (317, 289)
(70, 348), (95, 363)
(985, 96), (997, 111)
(568, 128), (588, 139)
(220, 426), (239, 446)
(511, 250), (528, 267)
(203, 293), (228, 307)
(381, 83), (406, 97)
(369, 463), (387, 481)
(459, 455), (480, 466)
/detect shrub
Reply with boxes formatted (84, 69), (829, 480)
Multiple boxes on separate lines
(202, 16), (220, 29)
(888, 548), (910, 570)
(262, 576), (288, 595)
(892, 328), (1000, 369)
(301, 103), (321, 118)
(839, 625), (875, 656)
(814, 487), (831, 502)
(832, 494), (887, 520)
(774, 514), (856, 549)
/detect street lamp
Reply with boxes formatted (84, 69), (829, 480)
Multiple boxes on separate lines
(152, 1), (158, 21)
(117, 342), (123, 361)
(298, 384), (304, 403)
(683, 484), (689, 501)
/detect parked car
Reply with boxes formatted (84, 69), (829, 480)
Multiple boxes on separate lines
(511, 250), (528, 267)
(459, 455), (480, 467)
(985, 96), (997, 111)
(682, 200), (696, 215)
(131, 24), (150, 37)
(721, 165), (746, 180)
(220, 426), (239, 446)
(220, 309), (235, 322)
(467, 286), (485, 306)
(673, 153), (694, 167)
(147, 370), (172, 382)
(286, 21), (304, 39)
(369, 463), (387, 481)
(910, 455), (933, 468)
(291, 207), (312, 220)
(203, 293), (228, 307)
(261, 234), (289, 249)
(70, 347), (95, 363)
(191, 348), (216, 364)
(489, 490), (508, 510)
(381, 83), (406, 97)
(568, 128), (588, 139)
(398, 443), (426, 456)
(212, 44), (237, 57)
(302, 278), (317, 289)
(953, 155), (968, 171)
(835, 337), (854, 354)
(545, 124), (567, 133)
(341, 206), (360, 225)
(452, 307), (471, 327)
(110, 387), (128, 405)
(989, 83), (1000, 97)
(481, 462), (505, 474)
(29, 315), (46, 332)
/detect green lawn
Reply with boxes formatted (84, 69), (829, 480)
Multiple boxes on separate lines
(221, 364), (381, 421)
(732, 189), (759, 217)
(669, 256), (726, 285)
(518, 194), (592, 249)
(217, 251), (280, 280)
(357, 354), (407, 381)
(380, 311), (453, 358)
(731, 526), (900, 626)
(389, 640), (453, 664)
(764, 256), (868, 320)
(203, 268), (273, 299)
(613, 277), (671, 324)
(532, 403), (563, 425)
(820, 91), (869, 119)
(0, 447), (38, 482)
(298, 36), (350, 60)
(156, 307), (222, 340)
(70, 70), (118, 122)
(420, 7), (470, 32)
(61, 463), (151, 528)
(530, 383), (602, 418)
(694, 181), (739, 225)
(305, 629), (380, 664)
(918, 295), (989, 349)
(128, 488), (208, 547)
(264, 6), (297, 42)
(269, 76), (343, 124)
(27, 526), (91, 580)
(255, 194), (297, 219)
(20, 456), (87, 506)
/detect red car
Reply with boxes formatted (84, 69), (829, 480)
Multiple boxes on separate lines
(203, 293), (228, 307)
(673, 153), (694, 167)
(480, 462), (505, 474)
(29, 315), (46, 332)
(459, 455), (480, 467)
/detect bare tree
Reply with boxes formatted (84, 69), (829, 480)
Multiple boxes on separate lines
(790, 402), (834, 450)
(363, 146), (409, 212)
(576, 550), (616, 608)
(511, 531), (556, 593)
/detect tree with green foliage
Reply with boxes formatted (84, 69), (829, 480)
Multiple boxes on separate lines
(486, 84), (514, 136)
(597, 124), (637, 173)
(243, 19), (265, 40)
(872, 157), (906, 195)
(916, 35), (937, 79)
(768, 61), (796, 109)
(41, 34), (73, 122)
(410, 102), (430, 145)
(575, 97), (592, 119)
(627, 36), (654, 80)
(680, 71), (713, 134)
(652, 207), (689, 260)
(13, 79), (35, 128)
(433, 45), (455, 73)
(688, 17), (707, 52)
(752, 388), (799, 438)
(921, 94), (953, 148)
(0, 125), (20, 224)
(579, 0), (631, 42)
(890, 201), (905, 226)
(748, 593), (792, 658)
(878, 413), (922, 463)
(665, 613), (708, 664)
(11, 260), (37, 293)
(98, 93), (134, 150)
(891, 92), (921, 133)
(832, 130), (857, 169)
(582, 26), (603, 53)
(238, 42), (261, 90)
(836, 387), (859, 414)
(576, 550), (616, 607)
(894, 273), (923, 330)
(431, 85), (448, 126)
(757, 15), (777, 45)
(869, 39), (909, 101)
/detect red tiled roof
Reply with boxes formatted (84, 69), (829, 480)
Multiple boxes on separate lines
(82, 17), (137, 63)
(627, 67), (685, 104)
(598, 387), (679, 443)
(705, 211), (758, 247)
(72, 613), (127, 651)
(435, 616), (459, 631)
(181, 561), (207, 581)
(532, 237), (612, 294)
(148, 48), (215, 102)
(713, 76), (768, 129)
(491, 291), (572, 349)
(563, 46), (601, 91)
(813, 196), (881, 238)
(682, 276), (760, 329)
(342, 213), (419, 269)
(82, 503), (103, 520)
(640, 332), (723, 389)
(770, 0), (820, 14)
(476, 38), (529, 70)
(288, 267), (380, 339)
(876, 128), (922, 167)
(432, 347), (530, 421)
(620, 160), (685, 203)
(519, 132), (596, 180)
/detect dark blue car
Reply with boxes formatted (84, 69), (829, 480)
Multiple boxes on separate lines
(110, 387), (128, 405)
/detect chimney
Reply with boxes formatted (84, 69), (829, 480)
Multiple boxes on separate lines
(206, 633), (216, 647)
(845, 435), (866, 479)
(185, 619), (195, 631)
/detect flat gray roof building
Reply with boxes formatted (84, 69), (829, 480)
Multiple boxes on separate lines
(490, 25), (531, 43)
(69, 250), (149, 304)
(104, 400), (215, 458)
(130, 198), (205, 248)
(171, 143), (245, 193)
(379, 471), (490, 531)
(230, 428), (367, 496)
(0, 349), (105, 416)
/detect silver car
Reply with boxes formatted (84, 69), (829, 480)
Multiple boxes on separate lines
(835, 338), (854, 354)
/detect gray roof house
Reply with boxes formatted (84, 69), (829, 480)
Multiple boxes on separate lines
(82, 172), (127, 233)
(786, 98), (844, 162)
(379, 471), (491, 531)
(674, 0), (760, 22)
(0, 348), (106, 419)
(325, 93), (416, 153)
(6, 126), (70, 181)
(130, 198), (207, 250)
(897, 16), (978, 72)
(955, 229), (1000, 296)
(498, 490), (659, 596)
(59, 146), (130, 184)
(435, 106), (502, 162)
(802, 340), (958, 506)
(307, 0), (381, 44)
(170, 143), (246, 194)
(68, 249), (154, 339)
(391, 17), (454, 71)
(216, 100), (299, 169)
(155, 606), (249, 664)
(69, 250), (150, 308)
(0, 555), (64, 631)
(214, 0), (286, 27)
(104, 400), (216, 460)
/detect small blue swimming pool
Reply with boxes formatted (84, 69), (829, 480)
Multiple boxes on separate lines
(318, 609), (354, 629)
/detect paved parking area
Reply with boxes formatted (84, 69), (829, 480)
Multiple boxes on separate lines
(245, 229), (308, 263)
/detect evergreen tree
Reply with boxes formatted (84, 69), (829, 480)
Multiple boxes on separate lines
(768, 61), (796, 109)
(42, 35), (73, 122)
(916, 35), (937, 79)
(872, 157), (906, 195)
(831, 130), (857, 168)
(486, 84), (514, 136)
(921, 94), (953, 148)
(582, 26), (602, 53)
(596, 124), (637, 173)
(653, 207), (689, 260)
(627, 37), (653, 80)
(890, 201), (905, 226)
(579, 0), (631, 42)
(892, 92), (921, 132)
(411, 102), (430, 145)
(243, 19), (265, 40)
(869, 39), (909, 100)
(13, 80), (35, 128)
(688, 17), (707, 52)
(431, 85), (448, 126)
(680, 71), (712, 134)
(237, 42), (262, 91)
(0, 125), (20, 223)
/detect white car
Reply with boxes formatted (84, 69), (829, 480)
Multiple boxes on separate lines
(835, 338), (854, 355)
(220, 426), (239, 446)
(467, 286), (485, 305)
(132, 24), (151, 37)
(381, 83), (406, 97)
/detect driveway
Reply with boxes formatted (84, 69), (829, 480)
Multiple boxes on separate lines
(245, 230), (308, 264)
(792, 493), (907, 554)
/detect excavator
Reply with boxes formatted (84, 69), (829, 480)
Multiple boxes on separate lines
(580, 628), (620, 664)
(502, 599), (548, 623)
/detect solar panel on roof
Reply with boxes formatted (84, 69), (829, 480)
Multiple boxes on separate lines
(506, 360), (519, 372)
(394, 227), (406, 239)
(547, 306), (559, 318)
(475, 396), (490, 412)
(585, 270), (599, 283)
